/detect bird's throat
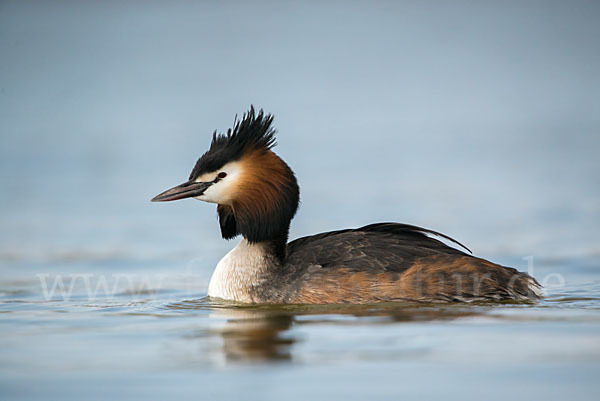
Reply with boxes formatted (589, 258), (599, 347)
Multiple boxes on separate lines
(207, 239), (282, 302)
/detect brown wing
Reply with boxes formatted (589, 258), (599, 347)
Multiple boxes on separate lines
(281, 223), (539, 304)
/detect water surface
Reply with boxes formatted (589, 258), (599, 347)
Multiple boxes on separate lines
(1, 255), (599, 400)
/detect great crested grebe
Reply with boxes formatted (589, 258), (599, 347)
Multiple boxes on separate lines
(152, 107), (540, 304)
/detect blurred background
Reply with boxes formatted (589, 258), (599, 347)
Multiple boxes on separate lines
(1, 0), (599, 270)
(1, 2), (600, 400)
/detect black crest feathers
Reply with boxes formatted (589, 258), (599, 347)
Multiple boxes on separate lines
(189, 106), (277, 180)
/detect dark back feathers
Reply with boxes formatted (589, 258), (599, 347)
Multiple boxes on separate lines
(287, 222), (471, 257)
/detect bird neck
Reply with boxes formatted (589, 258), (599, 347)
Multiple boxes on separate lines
(207, 238), (283, 303)
(215, 152), (299, 261)
(217, 203), (291, 261)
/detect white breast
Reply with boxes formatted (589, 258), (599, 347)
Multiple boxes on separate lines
(207, 239), (271, 303)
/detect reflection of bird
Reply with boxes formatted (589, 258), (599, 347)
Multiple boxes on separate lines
(152, 107), (540, 304)
(218, 310), (294, 362)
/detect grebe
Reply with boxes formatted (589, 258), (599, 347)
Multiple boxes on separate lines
(152, 107), (540, 304)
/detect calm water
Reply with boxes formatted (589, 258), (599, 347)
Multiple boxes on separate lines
(1, 254), (599, 400)
(1, 1), (599, 400)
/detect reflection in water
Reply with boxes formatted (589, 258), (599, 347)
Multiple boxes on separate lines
(218, 310), (295, 362)
(165, 298), (295, 362)
(165, 298), (489, 363)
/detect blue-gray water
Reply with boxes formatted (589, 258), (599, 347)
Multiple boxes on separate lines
(1, 1), (599, 400)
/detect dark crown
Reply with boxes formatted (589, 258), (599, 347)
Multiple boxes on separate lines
(189, 106), (277, 180)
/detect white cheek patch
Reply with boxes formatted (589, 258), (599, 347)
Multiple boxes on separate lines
(194, 161), (242, 205)
(198, 182), (228, 204)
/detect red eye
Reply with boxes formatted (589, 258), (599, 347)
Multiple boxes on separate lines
(217, 172), (227, 179)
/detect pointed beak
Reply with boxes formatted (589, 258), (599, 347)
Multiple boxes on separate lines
(151, 180), (212, 202)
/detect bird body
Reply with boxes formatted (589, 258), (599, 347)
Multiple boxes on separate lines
(152, 108), (540, 304)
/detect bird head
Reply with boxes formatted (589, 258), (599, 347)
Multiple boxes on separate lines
(152, 107), (300, 243)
